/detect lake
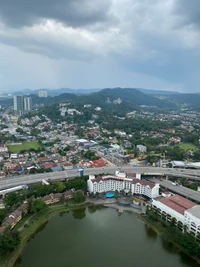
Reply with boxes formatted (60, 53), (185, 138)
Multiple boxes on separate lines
(15, 206), (199, 267)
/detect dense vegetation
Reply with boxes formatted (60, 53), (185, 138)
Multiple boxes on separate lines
(0, 231), (21, 256)
(146, 205), (200, 260)
(3, 176), (89, 211)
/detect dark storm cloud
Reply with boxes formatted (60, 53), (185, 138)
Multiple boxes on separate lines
(0, 0), (113, 28)
(173, 0), (200, 28)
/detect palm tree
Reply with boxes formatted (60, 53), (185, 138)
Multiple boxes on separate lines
(167, 213), (171, 223)
(196, 232), (200, 242)
(183, 224), (189, 234)
(146, 205), (150, 215)
(177, 221), (183, 231)
(152, 207), (159, 220)
(161, 212), (167, 225)
(170, 217), (177, 227)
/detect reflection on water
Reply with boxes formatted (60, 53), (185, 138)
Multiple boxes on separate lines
(71, 208), (86, 220)
(59, 210), (69, 217)
(144, 224), (157, 239)
(162, 240), (178, 254)
(28, 221), (48, 242)
(88, 205), (105, 214)
(14, 207), (200, 267)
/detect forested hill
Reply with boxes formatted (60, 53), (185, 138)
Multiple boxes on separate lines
(72, 88), (176, 110)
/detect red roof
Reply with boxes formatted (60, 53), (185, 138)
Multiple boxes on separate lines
(38, 157), (50, 162)
(126, 172), (136, 178)
(159, 195), (195, 215)
(43, 163), (57, 169)
(132, 179), (154, 189)
(90, 159), (106, 168)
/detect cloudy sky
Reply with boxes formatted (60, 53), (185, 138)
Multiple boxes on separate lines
(0, 0), (199, 92)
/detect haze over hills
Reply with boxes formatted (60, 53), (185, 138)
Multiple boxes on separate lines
(2, 87), (200, 113)
(9, 87), (180, 97)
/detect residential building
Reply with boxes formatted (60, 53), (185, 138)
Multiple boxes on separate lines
(0, 144), (8, 153)
(13, 95), (32, 115)
(13, 96), (24, 115)
(24, 97), (32, 112)
(136, 145), (147, 153)
(38, 90), (48, 98)
(87, 174), (159, 199)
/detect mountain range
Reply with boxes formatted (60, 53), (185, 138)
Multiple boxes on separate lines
(1, 87), (200, 113)
(10, 87), (179, 97)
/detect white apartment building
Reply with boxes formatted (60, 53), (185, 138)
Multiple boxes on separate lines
(136, 145), (147, 153)
(184, 206), (200, 235)
(152, 195), (200, 235)
(24, 97), (32, 112)
(87, 173), (160, 199)
(38, 90), (48, 98)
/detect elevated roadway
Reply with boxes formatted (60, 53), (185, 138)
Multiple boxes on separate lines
(152, 178), (200, 203)
(1, 166), (200, 202)
(1, 167), (200, 191)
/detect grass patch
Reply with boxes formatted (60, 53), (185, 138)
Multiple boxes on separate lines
(179, 143), (196, 151)
(8, 142), (42, 154)
(12, 214), (31, 231)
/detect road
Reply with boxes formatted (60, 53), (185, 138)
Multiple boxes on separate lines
(152, 178), (200, 203)
(1, 166), (200, 202)
(1, 166), (200, 189)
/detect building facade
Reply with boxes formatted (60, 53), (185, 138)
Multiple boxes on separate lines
(24, 97), (32, 112)
(152, 195), (200, 235)
(87, 173), (160, 199)
(38, 90), (48, 98)
(13, 95), (32, 115)
(184, 206), (200, 235)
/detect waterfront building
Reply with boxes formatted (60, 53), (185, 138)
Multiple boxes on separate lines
(152, 195), (195, 224)
(152, 195), (200, 236)
(184, 206), (200, 235)
(87, 173), (159, 199)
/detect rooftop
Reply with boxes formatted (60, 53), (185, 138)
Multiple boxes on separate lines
(186, 205), (200, 219)
(159, 195), (195, 215)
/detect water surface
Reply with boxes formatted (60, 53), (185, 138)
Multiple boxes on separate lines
(15, 206), (199, 267)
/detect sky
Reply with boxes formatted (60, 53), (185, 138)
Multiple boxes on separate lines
(0, 0), (199, 93)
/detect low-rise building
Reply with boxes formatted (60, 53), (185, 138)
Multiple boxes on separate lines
(151, 195), (200, 235)
(184, 206), (200, 235)
(136, 145), (147, 153)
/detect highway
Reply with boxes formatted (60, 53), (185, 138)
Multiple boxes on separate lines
(0, 166), (200, 188)
(153, 178), (200, 203)
(1, 166), (200, 202)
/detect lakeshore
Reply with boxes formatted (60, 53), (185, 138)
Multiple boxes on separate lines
(0, 198), (199, 267)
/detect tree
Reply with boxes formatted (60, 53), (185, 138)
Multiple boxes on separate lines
(0, 231), (20, 255)
(177, 221), (183, 231)
(55, 182), (66, 193)
(30, 199), (46, 214)
(161, 212), (167, 225)
(0, 209), (6, 225)
(73, 191), (86, 203)
(59, 195), (65, 204)
(170, 217), (177, 227)
(3, 192), (24, 209)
